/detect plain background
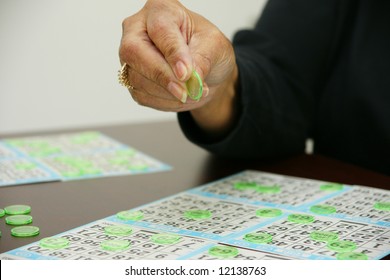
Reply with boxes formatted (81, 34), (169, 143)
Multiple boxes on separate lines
(0, 0), (267, 134)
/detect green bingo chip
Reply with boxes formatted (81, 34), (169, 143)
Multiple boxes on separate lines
(128, 164), (148, 171)
(11, 226), (40, 237)
(287, 214), (315, 224)
(373, 202), (390, 211)
(40, 237), (70, 249)
(310, 231), (339, 242)
(100, 240), (130, 251)
(184, 209), (212, 220)
(255, 208), (283, 218)
(208, 245), (239, 259)
(310, 204), (337, 215)
(71, 131), (100, 144)
(256, 185), (281, 194)
(233, 182), (259, 190)
(336, 252), (368, 260)
(5, 215), (33, 225)
(15, 162), (37, 170)
(116, 210), (144, 221)
(243, 232), (273, 244)
(320, 183), (343, 192)
(186, 70), (203, 101)
(104, 225), (133, 236)
(0, 209), (5, 217)
(327, 240), (357, 252)
(4, 205), (31, 215)
(151, 233), (182, 245)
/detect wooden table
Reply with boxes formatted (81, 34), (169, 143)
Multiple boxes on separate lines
(1, 121), (389, 256)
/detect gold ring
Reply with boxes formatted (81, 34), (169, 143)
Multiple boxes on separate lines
(118, 63), (134, 90)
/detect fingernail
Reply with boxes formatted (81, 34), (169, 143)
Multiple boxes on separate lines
(175, 61), (188, 81)
(203, 84), (209, 97)
(168, 82), (187, 103)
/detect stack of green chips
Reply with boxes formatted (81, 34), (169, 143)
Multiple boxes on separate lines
(0, 208), (4, 237)
(1, 204), (40, 238)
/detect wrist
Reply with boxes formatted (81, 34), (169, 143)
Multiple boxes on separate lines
(190, 63), (239, 139)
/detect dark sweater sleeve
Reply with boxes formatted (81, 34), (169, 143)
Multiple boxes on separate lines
(178, 0), (347, 159)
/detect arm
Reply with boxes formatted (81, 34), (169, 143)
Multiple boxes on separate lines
(179, 0), (349, 158)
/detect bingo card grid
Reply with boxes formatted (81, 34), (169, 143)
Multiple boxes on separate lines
(1, 170), (389, 260)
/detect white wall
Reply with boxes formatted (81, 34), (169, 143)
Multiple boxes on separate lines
(0, 0), (267, 134)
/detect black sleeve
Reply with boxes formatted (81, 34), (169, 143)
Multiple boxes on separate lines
(178, 0), (349, 159)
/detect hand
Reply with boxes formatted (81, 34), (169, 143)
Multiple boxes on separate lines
(119, 0), (237, 117)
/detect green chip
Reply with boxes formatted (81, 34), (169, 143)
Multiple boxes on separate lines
(256, 185), (281, 194)
(4, 204), (31, 215)
(40, 237), (70, 249)
(184, 209), (212, 220)
(116, 210), (144, 221)
(233, 182), (259, 190)
(327, 240), (357, 252)
(310, 204), (337, 215)
(336, 252), (368, 260)
(186, 70), (203, 101)
(11, 226), (40, 237)
(255, 208), (283, 218)
(243, 232), (273, 244)
(100, 239), (130, 251)
(128, 164), (148, 171)
(0, 208), (5, 218)
(151, 233), (182, 245)
(71, 131), (100, 144)
(5, 215), (33, 225)
(104, 225), (133, 236)
(310, 231), (339, 242)
(61, 171), (84, 178)
(320, 183), (343, 192)
(373, 202), (390, 211)
(15, 162), (37, 170)
(116, 149), (136, 157)
(287, 214), (315, 224)
(208, 245), (239, 259)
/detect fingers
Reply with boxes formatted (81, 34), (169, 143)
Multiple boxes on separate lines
(125, 64), (202, 112)
(146, 6), (193, 82)
(120, 14), (189, 103)
(118, 0), (230, 112)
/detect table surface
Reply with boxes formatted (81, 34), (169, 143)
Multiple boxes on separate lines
(1, 121), (389, 254)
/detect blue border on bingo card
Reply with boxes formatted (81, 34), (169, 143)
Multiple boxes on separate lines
(0, 141), (20, 158)
(296, 185), (390, 227)
(2, 249), (58, 260)
(107, 214), (239, 242)
(60, 162), (171, 181)
(0, 218), (116, 260)
(222, 235), (334, 260)
(295, 185), (353, 210)
(187, 171), (351, 211)
(0, 158), (61, 187)
(0, 140), (31, 158)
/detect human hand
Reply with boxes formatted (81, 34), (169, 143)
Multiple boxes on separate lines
(119, 0), (236, 113)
